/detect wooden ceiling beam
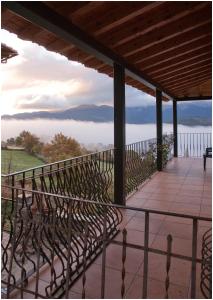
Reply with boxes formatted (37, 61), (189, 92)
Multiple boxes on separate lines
(152, 59), (211, 80)
(116, 7), (211, 57)
(44, 2), (92, 18)
(76, 2), (163, 36)
(164, 72), (212, 89)
(176, 96), (212, 101)
(140, 45), (212, 72)
(3, 1), (174, 100)
(60, 2), (163, 62)
(161, 68), (212, 86)
(147, 51), (211, 75)
(82, 22), (211, 70)
(157, 64), (212, 85)
(169, 77), (212, 92)
(135, 35), (212, 68)
(98, 2), (208, 48)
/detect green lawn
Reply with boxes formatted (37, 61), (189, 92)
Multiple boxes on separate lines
(1, 150), (44, 175)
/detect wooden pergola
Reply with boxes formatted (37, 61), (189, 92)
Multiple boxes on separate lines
(1, 43), (18, 63)
(2, 1), (212, 205)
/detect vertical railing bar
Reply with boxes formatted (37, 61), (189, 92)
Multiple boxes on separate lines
(64, 201), (73, 298)
(121, 228), (127, 299)
(165, 234), (173, 298)
(191, 219), (198, 298)
(82, 222), (89, 299)
(142, 211), (149, 298)
(6, 187), (18, 298)
(101, 209), (107, 299)
(34, 193), (43, 299)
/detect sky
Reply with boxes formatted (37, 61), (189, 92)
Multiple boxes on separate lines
(1, 29), (158, 116)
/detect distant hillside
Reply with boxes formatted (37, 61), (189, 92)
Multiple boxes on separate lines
(2, 103), (212, 126)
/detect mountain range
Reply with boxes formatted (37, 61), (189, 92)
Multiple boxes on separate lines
(2, 103), (212, 126)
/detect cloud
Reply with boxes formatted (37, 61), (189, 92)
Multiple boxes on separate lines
(1, 29), (156, 114)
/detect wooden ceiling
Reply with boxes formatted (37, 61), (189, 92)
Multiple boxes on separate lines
(1, 43), (18, 63)
(2, 1), (212, 100)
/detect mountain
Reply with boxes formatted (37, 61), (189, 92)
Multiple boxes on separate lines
(2, 103), (212, 126)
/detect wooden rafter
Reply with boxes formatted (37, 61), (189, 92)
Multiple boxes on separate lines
(1, 1), (212, 99)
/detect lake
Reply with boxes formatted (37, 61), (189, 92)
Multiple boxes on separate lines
(1, 119), (211, 145)
(1, 119), (211, 148)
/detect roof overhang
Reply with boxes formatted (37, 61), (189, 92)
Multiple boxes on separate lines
(2, 1), (212, 101)
(1, 43), (18, 63)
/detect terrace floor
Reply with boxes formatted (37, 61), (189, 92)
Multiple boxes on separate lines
(68, 158), (212, 299)
(10, 158), (212, 299)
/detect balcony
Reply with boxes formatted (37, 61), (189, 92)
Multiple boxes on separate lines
(1, 135), (212, 299)
(1, 2), (212, 299)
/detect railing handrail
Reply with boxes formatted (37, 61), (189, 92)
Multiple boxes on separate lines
(1, 147), (114, 177)
(2, 184), (211, 222)
(2, 136), (168, 177)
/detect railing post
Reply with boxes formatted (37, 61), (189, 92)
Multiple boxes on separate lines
(173, 100), (178, 157)
(156, 89), (163, 171)
(191, 219), (198, 299)
(114, 62), (126, 205)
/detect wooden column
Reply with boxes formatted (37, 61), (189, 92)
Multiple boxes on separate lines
(156, 89), (163, 171)
(173, 100), (178, 157)
(114, 63), (126, 205)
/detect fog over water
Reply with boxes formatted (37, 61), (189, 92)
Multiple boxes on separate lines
(1, 119), (211, 147)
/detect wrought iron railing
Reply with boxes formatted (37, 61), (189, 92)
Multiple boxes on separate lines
(1, 136), (174, 298)
(178, 133), (212, 157)
(125, 134), (173, 195)
(2, 136), (173, 201)
(1, 187), (211, 299)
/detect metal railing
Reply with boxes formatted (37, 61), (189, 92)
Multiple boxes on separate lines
(178, 133), (212, 157)
(1, 136), (175, 298)
(1, 136), (174, 201)
(1, 187), (211, 299)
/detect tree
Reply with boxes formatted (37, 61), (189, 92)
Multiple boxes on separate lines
(42, 133), (83, 163)
(6, 137), (15, 145)
(16, 131), (42, 154)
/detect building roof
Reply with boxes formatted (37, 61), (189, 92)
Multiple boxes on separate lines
(2, 1), (212, 100)
(1, 43), (18, 63)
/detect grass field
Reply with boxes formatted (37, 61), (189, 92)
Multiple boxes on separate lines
(1, 149), (44, 174)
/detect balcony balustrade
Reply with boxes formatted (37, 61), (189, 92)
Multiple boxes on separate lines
(1, 134), (212, 299)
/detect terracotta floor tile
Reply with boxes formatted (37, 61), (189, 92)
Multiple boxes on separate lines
(200, 205), (212, 217)
(151, 234), (192, 257)
(149, 193), (176, 202)
(126, 275), (188, 299)
(70, 263), (135, 298)
(129, 191), (153, 199)
(202, 191), (212, 199)
(139, 254), (191, 287)
(95, 243), (144, 274)
(125, 216), (145, 232)
(114, 228), (156, 247)
(68, 290), (82, 298)
(126, 215), (164, 234)
(126, 197), (147, 208)
(144, 200), (172, 211)
(179, 190), (203, 197)
(169, 202), (201, 215)
(9, 277), (48, 298)
(165, 215), (192, 225)
(174, 195), (202, 205)
(201, 198), (212, 205)
(158, 221), (193, 240)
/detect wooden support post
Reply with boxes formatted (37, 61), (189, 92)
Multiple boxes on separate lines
(114, 63), (126, 205)
(156, 89), (163, 171)
(173, 100), (178, 157)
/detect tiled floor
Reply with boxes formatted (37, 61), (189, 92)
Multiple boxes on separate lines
(10, 158), (212, 299)
(68, 158), (212, 299)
